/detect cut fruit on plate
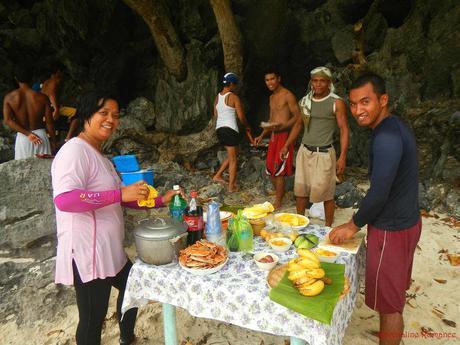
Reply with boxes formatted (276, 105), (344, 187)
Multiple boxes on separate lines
(294, 234), (319, 249)
(242, 202), (274, 220)
(274, 213), (309, 229)
(242, 211), (267, 219)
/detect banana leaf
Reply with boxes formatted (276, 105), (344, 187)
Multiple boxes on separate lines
(269, 262), (345, 324)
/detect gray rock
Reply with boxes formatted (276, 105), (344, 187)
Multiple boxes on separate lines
(426, 182), (449, 212)
(195, 161), (209, 170)
(154, 40), (219, 133)
(239, 156), (267, 185)
(0, 136), (13, 163)
(335, 180), (364, 208)
(0, 258), (75, 325)
(0, 158), (55, 259)
(217, 150), (227, 164)
(362, 12), (388, 53)
(199, 183), (225, 200)
(445, 189), (460, 219)
(418, 182), (430, 211)
(331, 26), (354, 63)
(125, 97), (156, 128)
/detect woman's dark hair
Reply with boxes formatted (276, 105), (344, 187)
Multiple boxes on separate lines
(350, 73), (386, 96)
(76, 91), (118, 134)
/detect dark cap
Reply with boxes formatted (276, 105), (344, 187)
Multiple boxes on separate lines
(223, 72), (239, 85)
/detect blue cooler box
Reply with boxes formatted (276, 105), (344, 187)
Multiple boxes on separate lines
(120, 169), (154, 186)
(112, 155), (140, 173)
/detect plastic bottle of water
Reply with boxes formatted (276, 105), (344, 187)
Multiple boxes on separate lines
(169, 185), (186, 221)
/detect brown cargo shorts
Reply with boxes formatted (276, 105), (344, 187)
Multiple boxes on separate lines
(294, 144), (336, 202)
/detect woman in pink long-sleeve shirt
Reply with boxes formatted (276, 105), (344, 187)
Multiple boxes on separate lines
(51, 91), (177, 345)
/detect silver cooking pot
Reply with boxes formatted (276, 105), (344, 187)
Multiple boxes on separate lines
(133, 217), (187, 265)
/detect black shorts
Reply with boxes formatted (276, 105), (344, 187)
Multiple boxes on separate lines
(216, 127), (241, 147)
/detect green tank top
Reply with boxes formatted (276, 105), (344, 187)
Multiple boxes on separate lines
(302, 96), (337, 147)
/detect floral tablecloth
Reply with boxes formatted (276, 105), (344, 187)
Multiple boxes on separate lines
(122, 224), (365, 345)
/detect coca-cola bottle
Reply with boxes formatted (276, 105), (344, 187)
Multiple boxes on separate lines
(184, 191), (204, 246)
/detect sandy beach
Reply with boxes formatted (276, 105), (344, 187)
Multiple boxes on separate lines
(1, 204), (458, 345)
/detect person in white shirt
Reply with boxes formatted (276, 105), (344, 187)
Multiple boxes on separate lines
(212, 72), (253, 192)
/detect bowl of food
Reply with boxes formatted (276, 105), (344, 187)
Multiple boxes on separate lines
(314, 248), (339, 263)
(268, 237), (292, 252)
(254, 252), (279, 271)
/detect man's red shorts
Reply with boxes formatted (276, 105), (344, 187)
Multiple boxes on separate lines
(365, 217), (422, 314)
(265, 132), (293, 176)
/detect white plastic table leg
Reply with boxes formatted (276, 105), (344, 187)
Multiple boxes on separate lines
(162, 303), (178, 345)
(290, 336), (307, 345)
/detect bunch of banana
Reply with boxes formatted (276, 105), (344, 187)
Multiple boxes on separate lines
(287, 249), (326, 297)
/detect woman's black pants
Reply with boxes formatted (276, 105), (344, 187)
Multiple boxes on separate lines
(72, 260), (138, 345)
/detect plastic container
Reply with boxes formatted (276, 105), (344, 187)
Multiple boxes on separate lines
(226, 211), (253, 252)
(112, 155), (140, 173)
(205, 201), (222, 243)
(169, 185), (186, 221)
(120, 169), (154, 186)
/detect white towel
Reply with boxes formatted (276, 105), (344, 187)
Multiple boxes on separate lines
(14, 128), (51, 160)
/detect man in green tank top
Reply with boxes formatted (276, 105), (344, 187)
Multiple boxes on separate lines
(280, 67), (349, 226)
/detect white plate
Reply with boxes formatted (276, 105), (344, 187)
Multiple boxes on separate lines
(274, 213), (310, 230)
(203, 211), (233, 222)
(260, 121), (278, 129)
(179, 257), (228, 276)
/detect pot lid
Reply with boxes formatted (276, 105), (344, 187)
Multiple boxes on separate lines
(134, 217), (186, 240)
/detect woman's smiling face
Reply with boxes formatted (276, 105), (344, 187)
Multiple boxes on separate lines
(84, 98), (120, 143)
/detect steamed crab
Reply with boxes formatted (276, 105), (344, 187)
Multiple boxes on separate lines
(179, 240), (227, 269)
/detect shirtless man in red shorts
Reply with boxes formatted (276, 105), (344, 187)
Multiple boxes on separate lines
(254, 68), (301, 209)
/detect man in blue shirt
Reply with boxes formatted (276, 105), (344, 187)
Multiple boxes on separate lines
(329, 73), (421, 345)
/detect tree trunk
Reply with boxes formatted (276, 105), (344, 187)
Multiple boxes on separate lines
(123, 0), (186, 81)
(210, 0), (244, 77)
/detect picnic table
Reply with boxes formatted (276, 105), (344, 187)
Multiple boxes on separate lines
(121, 224), (365, 345)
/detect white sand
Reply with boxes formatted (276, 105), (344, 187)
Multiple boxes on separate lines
(1, 205), (459, 345)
